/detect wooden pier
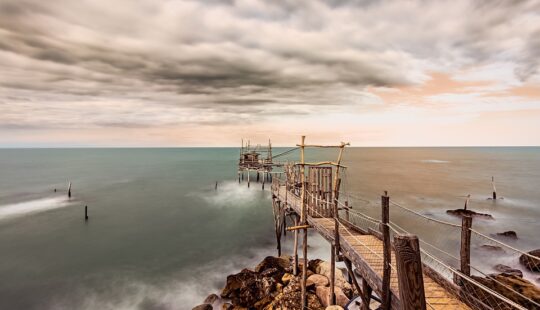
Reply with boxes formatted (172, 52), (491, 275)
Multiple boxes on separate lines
(239, 136), (536, 310)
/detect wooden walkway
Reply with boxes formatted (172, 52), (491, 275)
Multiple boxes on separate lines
(276, 185), (469, 310)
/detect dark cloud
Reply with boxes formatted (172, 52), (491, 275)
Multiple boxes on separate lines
(0, 0), (538, 130)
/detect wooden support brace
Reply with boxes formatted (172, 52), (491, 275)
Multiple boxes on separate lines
(286, 224), (312, 231)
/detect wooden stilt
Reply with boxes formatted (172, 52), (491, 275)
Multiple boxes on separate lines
(394, 234), (426, 310)
(293, 214), (299, 275)
(215, 181), (218, 190)
(330, 244), (337, 305)
(299, 135), (308, 309)
(257, 171), (260, 182)
(492, 176), (497, 199)
(381, 191), (391, 310)
(361, 278), (372, 310)
(277, 200), (282, 256)
(344, 258), (362, 295)
(68, 182), (72, 198)
(247, 170), (250, 188)
(85, 205), (88, 221)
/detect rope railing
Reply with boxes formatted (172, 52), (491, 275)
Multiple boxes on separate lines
(470, 228), (539, 260)
(389, 200), (461, 228)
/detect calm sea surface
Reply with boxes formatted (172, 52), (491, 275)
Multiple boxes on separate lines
(0, 147), (539, 309)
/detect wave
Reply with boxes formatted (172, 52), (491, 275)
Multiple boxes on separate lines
(421, 159), (450, 164)
(0, 196), (72, 220)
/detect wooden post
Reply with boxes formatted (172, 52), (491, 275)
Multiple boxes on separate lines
(238, 171), (241, 184)
(344, 258), (362, 296)
(262, 172), (265, 190)
(394, 234), (426, 310)
(247, 169), (250, 188)
(361, 278), (372, 310)
(300, 135), (308, 309)
(68, 182), (72, 198)
(458, 216), (472, 285)
(381, 191), (391, 310)
(277, 200), (282, 256)
(492, 176), (497, 200)
(330, 244), (336, 305)
(241, 171), (244, 181)
(85, 205), (88, 221)
(293, 213), (299, 276)
(257, 171), (260, 182)
(345, 200), (350, 222)
(215, 181), (218, 190)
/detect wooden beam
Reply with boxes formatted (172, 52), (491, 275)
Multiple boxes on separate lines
(300, 135), (308, 309)
(286, 224), (311, 231)
(394, 234), (426, 310)
(381, 191), (391, 310)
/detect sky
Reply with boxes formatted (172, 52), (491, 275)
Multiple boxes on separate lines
(0, 0), (539, 147)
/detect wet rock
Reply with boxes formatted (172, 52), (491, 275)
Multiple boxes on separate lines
(315, 285), (350, 308)
(255, 256), (290, 273)
(493, 264), (523, 277)
(282, 273), (294, 285)
(495, 231), (518, 239)
(446, 208), (493, 219)
(267, 277), (324, 310)
(471, 273), (540, 309)
(192, 304), (212, 310)
(307, 274), (330, 288)
(204, 293), (219, 304)
(519, 249), (540, 272)
(221, 303), (233, 310)
(480, 245), (504, 252)
(221, 268), (269, 307)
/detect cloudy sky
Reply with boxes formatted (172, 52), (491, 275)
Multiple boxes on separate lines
(0, 0), (539, 146)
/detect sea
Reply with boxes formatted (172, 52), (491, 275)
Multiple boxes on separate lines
(0, 147), (539, 309)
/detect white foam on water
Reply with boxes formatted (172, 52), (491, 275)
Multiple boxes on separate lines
(0, 196), (72, 220)
(198, 180), (268, 208)
(421, 159), (450, 164)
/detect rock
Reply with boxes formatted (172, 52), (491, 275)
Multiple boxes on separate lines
(326, 306), (344, 310)
(307, 274), (330, 288)
(204, 293), (219, 304)
(446, 208), (493, 219)
(493, 264), (523, 277)
(221, 303), (233, 310)
(519, 249), (540, 272)
(315, 285), (350, 308)
(471, 273), (540, 309)
(312, 261), (353, 297)
(221, 268), (271, 308)
(282, 273), (294, 285)
(192, 304), (212, 310)
(495, 231), (518, 239)
(480, 245), (504, 252)
(266, 277), (324, 310)
(255, 256), (290, 273)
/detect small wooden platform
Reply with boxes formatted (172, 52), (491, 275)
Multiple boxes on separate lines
(276, 185), (469, 310)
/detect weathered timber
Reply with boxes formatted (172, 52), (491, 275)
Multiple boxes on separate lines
(381, 191), (391, 310)
(85, 205), (88, 221)
(394, 234), (426, 310)
(456, 216), (472, 286)
(361, 277), (372, 310)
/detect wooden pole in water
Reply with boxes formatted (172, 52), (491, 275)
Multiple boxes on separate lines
(300, 135), (308, 309)
(293, 213), (299, 276)
(68, 182), (72, 198)
(381, 191), (391, 310)
(394, 234), (426, 310)
(463, 194), (470, 210)
(247, 169), (250, 188)
(215, 181), (218, 190)
(361, 278), (372, 310)
(492, 176), (497, 200)
(85, 205), (88, 221)
(458, 216), (472, 285)
(262, 171), (265, 190)
(345, 200), (350, 222)
(257, 171), (260, 182)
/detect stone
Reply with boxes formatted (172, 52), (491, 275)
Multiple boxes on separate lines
(480, 245), (504, 252)
(307, 274), (330, 288)
(325, 306), (344, 310)
(312, 261), (353, 297)
(255, 256), (290, 273)
(282, 273), (294, 285)
(315, 285), (350, 308)
(222, 304), (233, 310)
(493, 264), (523, 277)
(221, 268), (269, 307)
(446, 208), (493, 219)
(471, 273), (540, 309)
(266, 277), (324, 310)
(192, 304), (212, 310)
(519, 249), (540, 272)
(204, 293), (219, 304)
(495, 231), (518, 239)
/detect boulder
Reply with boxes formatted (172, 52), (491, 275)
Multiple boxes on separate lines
(315, 285), (350, 308)
(222, 303), (233, 310)
(325, 306), (344, 310)
(255, 256), (290, 273)
(493, 264), (523, 277)
(192, 304), (212, 310)
(519, 249), (540, 272)
(307, 274), (330, 288)
(221, 268), (272, 308)
(495, 231), (518, 239)
(266, 277), (324, 310)
(204, 293), (220, 304)
(282, 273), (294, 285)
(312, 261), (352, 297)
(471, 273), (540, 309)
(446, 208), (493, 219)
(480, 245), (504, 252)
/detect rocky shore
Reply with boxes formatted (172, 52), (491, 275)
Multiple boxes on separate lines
(193, 255), (357, 310)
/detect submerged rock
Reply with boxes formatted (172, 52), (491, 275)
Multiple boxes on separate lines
(520, 249), (540, 272)
(221, 303), (233, 310)
(446, 208), (493, 219)
(204, 293), (220, 304)
(471, 273), (540, 309)
(480, 245), (504, 252)
(192, 304), (212, 310)
(493, 264), (523, 277)
(495, 231), (518, 239)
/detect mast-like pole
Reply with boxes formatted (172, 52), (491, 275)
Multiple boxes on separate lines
(300, 135), (308, 309)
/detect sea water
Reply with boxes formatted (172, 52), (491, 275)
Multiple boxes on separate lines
(0, 147), (539, 309)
